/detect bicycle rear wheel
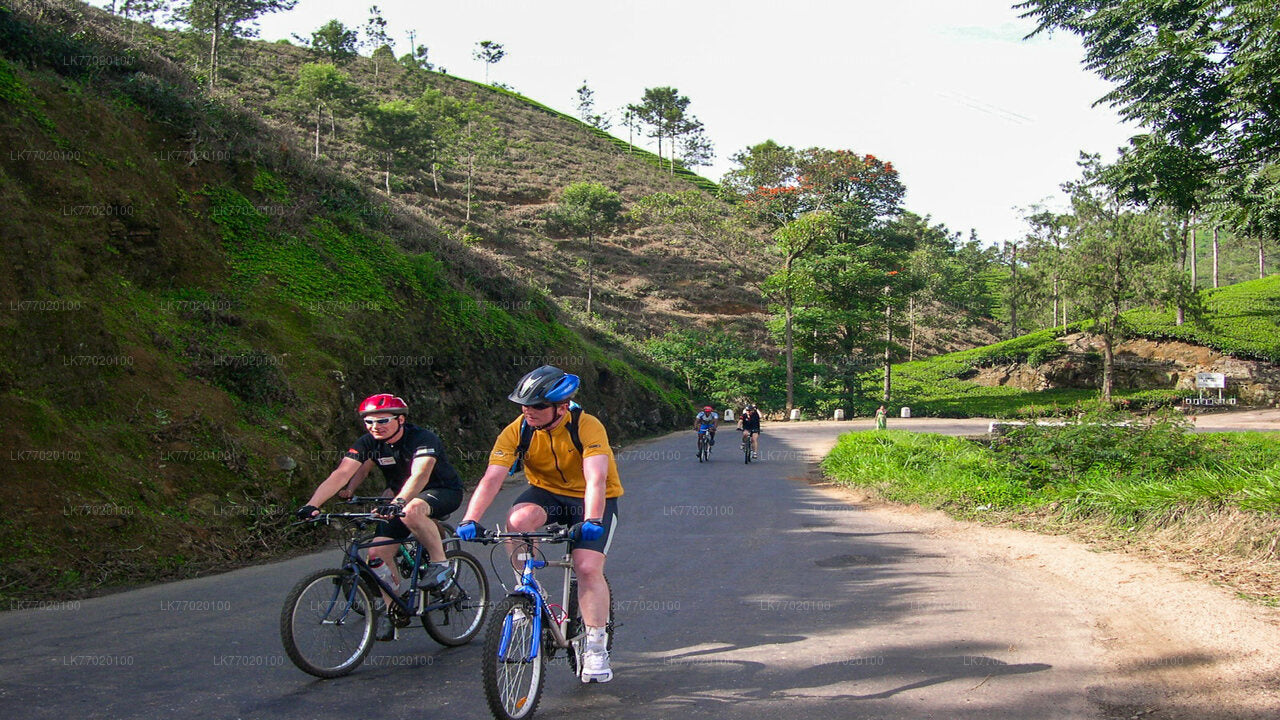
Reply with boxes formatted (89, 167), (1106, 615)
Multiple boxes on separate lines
(565, 574), (614, 676)
(482, 595), (545, 720)
(422, 548), (489, 646)
(280, 568), (377, 678)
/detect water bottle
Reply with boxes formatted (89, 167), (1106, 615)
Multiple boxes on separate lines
(369, 557), (395, 591)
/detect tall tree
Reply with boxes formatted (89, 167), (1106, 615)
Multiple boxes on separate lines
(412, 88), (464, 195)
(725, 142), (910, 409)
(307, 19), (359, 65)
(1062, 156), (1181, 402)
(472, 40), (505, 84)
(632, 86), (690, 172)
(294, 62), (357, 158)
(550, 183), (623, 317)
(677, 118), (715, 170)
(360, 99), (431, 193)
(172, 0), (296, 90)
(1019, 1), (1280, 180)
(1104, 133), (1218, 323)
(451, 99), (506, 224)
(766, 212), (834, 414)
(574, 81), (611, 130)
(363, 5), (393, 82)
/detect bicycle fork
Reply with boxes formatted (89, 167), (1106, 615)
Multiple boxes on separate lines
(497, 558), (578, 662)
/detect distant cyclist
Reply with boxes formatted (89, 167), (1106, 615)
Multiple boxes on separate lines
(738, 403), (761, 460)
(694, 405), (719, 448)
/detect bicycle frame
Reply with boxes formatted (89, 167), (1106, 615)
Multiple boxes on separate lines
(495, 536), (578, 662)
(314, 512), (454, 620)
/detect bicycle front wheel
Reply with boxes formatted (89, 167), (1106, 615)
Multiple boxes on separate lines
(423, 548), (489, 646)
(482, 595), (545, 720)
(280, 568), (377, 678)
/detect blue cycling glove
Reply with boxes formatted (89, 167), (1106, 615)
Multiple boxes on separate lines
(457, 520), (485, 541)
(570, 519), (605, 542)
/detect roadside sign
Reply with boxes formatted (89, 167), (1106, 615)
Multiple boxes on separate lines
(1195, 373), (1226, 389)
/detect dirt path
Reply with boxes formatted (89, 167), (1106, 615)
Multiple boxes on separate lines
(786, 415), (1280, 719)
(1190, 407), (1280, 431)
(820, 486), (1280, 718)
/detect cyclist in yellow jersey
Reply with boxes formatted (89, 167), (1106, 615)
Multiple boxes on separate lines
(458, 365), (622, 683)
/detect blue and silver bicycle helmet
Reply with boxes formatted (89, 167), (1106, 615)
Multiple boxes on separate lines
(509, 365), (580, 405)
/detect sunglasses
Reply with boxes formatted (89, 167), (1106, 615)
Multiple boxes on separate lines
(363, 417), (396, 426)
(523, 403), (552, 411)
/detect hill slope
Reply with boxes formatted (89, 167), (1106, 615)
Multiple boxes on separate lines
(0, 1), (742, 599)
(865, 275), (1280, 416)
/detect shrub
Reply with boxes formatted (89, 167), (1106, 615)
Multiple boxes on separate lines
(992, 404), (1201, 489)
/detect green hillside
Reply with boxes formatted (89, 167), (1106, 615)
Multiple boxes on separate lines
(0, 1), (740, 599)
(1124, 274), (1280, 363)
(863, 275), (1280, 417)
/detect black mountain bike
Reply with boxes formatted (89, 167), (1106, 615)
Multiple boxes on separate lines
(281, 499), (489, 677)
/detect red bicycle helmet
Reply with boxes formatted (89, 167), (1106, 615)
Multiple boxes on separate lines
(357, 393), (409, 417)
(702, 406), (714, 412)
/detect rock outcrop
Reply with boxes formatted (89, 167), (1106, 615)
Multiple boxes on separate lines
(970, 333), (1280, 406)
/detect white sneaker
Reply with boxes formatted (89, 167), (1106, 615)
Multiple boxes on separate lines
(580, 648), (612, 683)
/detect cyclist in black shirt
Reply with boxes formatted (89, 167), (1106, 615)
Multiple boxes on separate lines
(738, 403), (761, 460)
(297, 394), (462, 634)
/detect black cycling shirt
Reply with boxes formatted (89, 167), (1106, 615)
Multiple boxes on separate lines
(343, 423), (463, 494)
(740, 411), (761, 431)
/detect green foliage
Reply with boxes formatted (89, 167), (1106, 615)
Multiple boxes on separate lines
(308, 19), (359, 65)
(201, 184), (395, 311)
(0, 57), (57, 134)
(251, 169), (290, 203)
(823, 422), (1280, 524)
(550, 182), (622, 238)
(995, 405), (1198, 490)
(1122, 274), (1280, 363)
(823, 431), (1032, 510)
(1026, 340), (1067, 367)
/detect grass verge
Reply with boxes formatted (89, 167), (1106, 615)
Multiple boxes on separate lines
(822, 427), (1280, 601)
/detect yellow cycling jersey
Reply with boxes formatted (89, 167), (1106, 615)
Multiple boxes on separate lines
(488, 412), (624, 498)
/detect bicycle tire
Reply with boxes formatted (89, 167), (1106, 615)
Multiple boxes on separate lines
(743, 437), (752, 464)
(422, 548), (489, 646)
(280, 568), (377, 678)
(565, 574), (614, 676)
(482, 595), (545, 720)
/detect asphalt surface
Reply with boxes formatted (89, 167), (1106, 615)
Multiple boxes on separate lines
(2, 413), (1276, 719)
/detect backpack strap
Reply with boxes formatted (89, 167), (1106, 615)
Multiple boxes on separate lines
(565, 403), (584, 455)
(507, 402), (584, 477)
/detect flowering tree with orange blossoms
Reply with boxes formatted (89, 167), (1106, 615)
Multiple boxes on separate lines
(725, 141), (912, 412)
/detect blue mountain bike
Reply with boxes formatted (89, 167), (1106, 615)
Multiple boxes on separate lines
(467, 527), (614, 720)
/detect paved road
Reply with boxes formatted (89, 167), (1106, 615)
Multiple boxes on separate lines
(1, 414), (1275, 719)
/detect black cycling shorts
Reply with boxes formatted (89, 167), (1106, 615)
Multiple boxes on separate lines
(376, 487), (462, 541)
(512, 485), (619, 555)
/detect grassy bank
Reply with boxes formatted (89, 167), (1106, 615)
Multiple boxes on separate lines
(822, 421), (1280, 600)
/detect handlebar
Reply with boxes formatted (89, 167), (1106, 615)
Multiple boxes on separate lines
(467, 526), (572, 544)
(289, 508), (406, 527)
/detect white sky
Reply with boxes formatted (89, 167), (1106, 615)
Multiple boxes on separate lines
(108, 0), (1141, 246)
